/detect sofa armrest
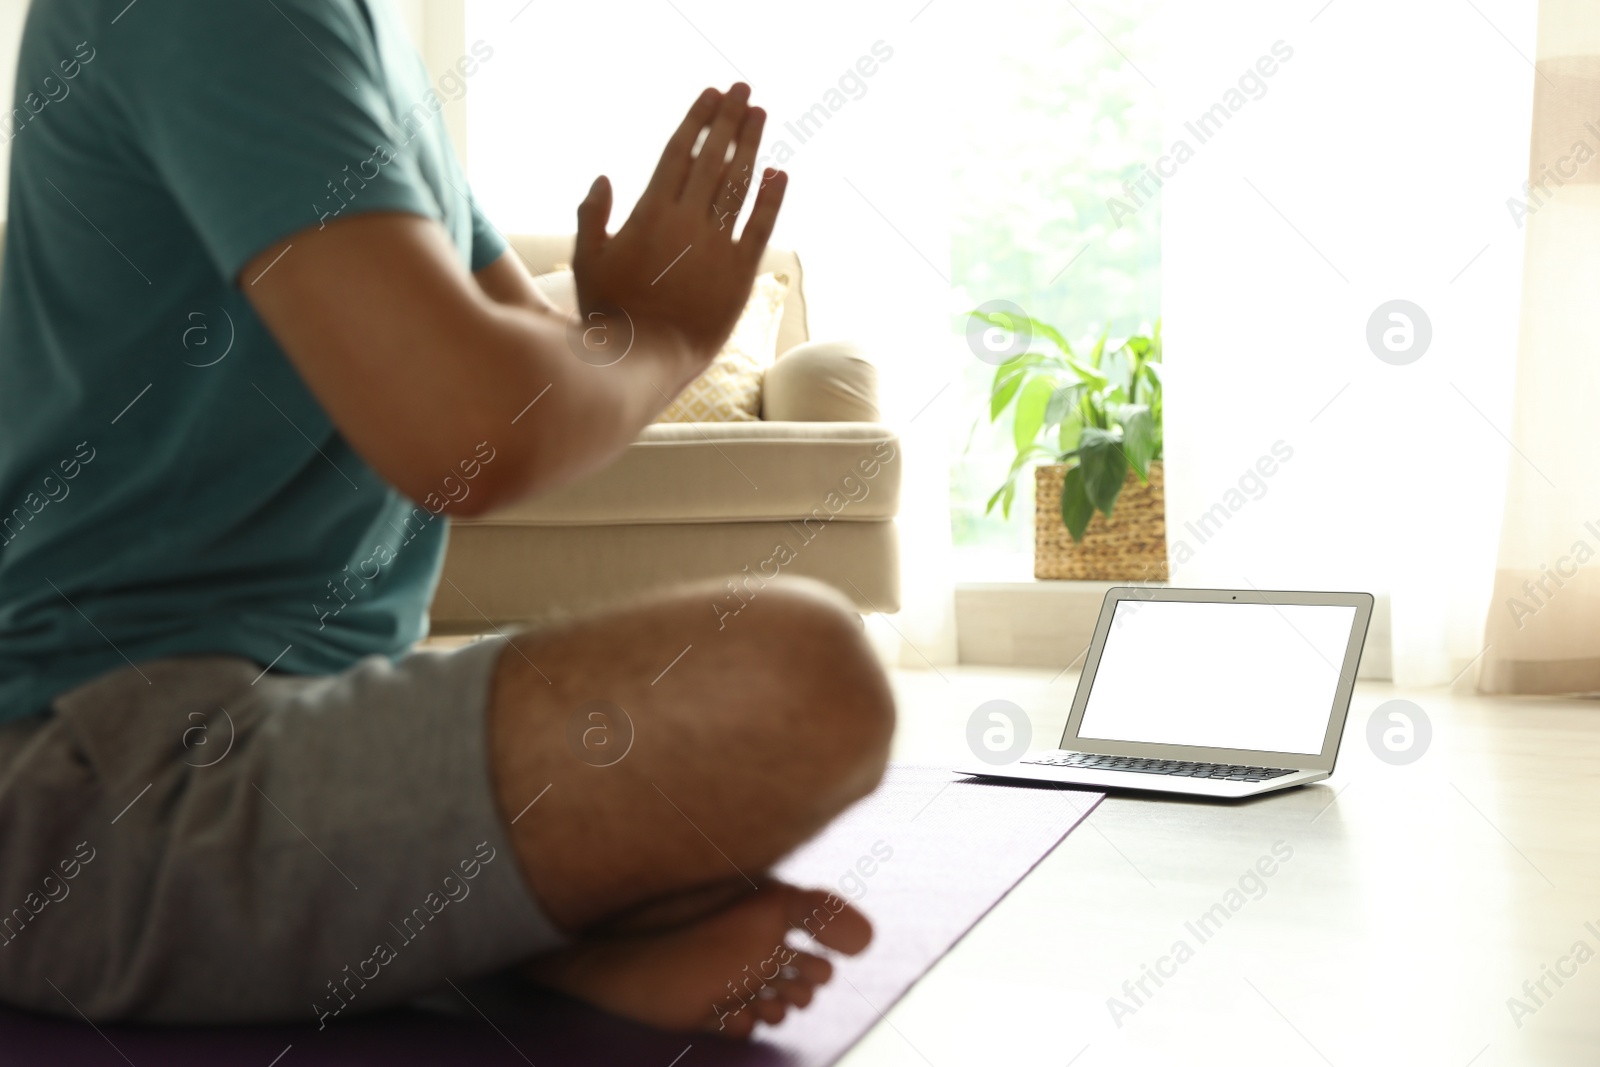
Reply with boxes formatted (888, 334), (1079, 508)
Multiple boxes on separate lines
(762, 341), (880, 422)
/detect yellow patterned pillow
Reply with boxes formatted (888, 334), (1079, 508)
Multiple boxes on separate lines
(655, 271), (789, 423)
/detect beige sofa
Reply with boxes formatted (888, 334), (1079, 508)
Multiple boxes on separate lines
(428, 235), (903, 632)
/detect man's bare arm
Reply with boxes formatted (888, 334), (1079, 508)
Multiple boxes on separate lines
(473, 245), (562, 316)
(241, 83), (783, 517)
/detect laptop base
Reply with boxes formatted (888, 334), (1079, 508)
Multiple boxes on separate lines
(954, 755), (1327, 799)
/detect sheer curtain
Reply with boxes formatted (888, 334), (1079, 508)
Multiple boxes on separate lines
(1160, 0), (1534, 684)
(459, 1), (959, 666)
(1480, 1), (1600, 694)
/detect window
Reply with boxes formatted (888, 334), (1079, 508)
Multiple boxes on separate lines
(947, 0), (1162, 579)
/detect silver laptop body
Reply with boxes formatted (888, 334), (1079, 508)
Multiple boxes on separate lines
(957, 587), (1374, 799)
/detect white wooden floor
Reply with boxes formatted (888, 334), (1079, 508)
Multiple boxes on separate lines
(838, 667), (1600, 1067)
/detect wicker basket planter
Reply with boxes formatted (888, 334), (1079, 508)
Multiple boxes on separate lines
(1034, 462), (1169, 581)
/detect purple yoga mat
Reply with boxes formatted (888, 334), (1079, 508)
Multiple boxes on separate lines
(0, 767), (1101, 1067)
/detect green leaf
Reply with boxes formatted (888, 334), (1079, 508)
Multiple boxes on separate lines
(1005, 444), (1056, 479)
(1013, 315), (1073, 357)
(1116, 404), (1157, 480)
(1076, 427), (1129, 515)
(1032, 318), (1074, 357)
(960, 415), (980, 455)
(1088, 326), (1109, 368)
(967, 310), (1027, 358)
(1058, 401), (1086, 455)
(1131, 354), (1160, 412)
(989, 371), (1025, 421)
(990, 359), (1026, 395)
(986, 478), (1020, 519)
(1063, 358), (1109, 390)
(1060, 465), (1095, 542)
(1105, 355), (1133, 397)
(991, 351), (1059, 382)
(986, 442), (1056, 518)
(986, 482), (1007, 516)
(967, 312), (1074, 359)
(988, 352), (1064, 421)
(1012, 376), (1056, 452)
(1044, 383), (1080, 428)
(1136, 359), (1164, 458)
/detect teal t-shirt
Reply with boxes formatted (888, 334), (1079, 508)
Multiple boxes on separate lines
(0, 0), (506, 722)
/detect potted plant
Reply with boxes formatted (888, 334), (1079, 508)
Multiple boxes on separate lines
(971, 309), (1167, 581)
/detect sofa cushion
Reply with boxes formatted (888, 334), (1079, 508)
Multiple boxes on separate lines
(462, 422), (901, 526)
(432, 518), (901, 628)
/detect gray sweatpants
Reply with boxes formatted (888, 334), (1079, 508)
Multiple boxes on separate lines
(0, 637), (565, 1025)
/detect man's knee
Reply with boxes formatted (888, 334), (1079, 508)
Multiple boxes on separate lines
(733, 576), (895, 787)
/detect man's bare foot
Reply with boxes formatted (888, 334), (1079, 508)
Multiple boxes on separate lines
(523, 881), (871, 1038)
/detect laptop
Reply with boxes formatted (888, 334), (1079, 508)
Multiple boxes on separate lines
(957, 587), (1374, 798)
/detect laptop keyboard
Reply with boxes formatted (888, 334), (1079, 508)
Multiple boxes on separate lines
(1020, 752), (1297, 783)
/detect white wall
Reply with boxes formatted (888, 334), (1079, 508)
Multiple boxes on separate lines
(1159, 0), (1534, 685)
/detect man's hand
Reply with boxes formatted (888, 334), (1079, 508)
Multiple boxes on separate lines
(570, 83), (786, 383)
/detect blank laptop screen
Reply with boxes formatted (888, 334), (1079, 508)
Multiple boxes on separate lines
(1075, 599), (1357, 756)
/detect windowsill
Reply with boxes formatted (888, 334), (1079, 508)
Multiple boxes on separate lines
(956, 577), (1170, 591)
(953, 579), (1148, 669)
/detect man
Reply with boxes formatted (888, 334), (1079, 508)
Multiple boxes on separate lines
(0, 0), (894, 1038)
